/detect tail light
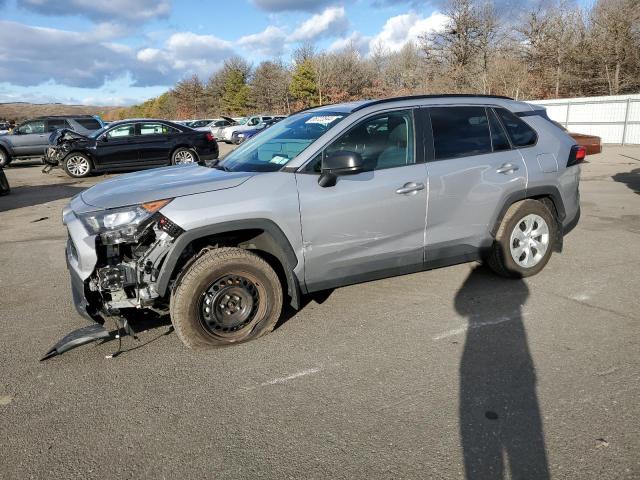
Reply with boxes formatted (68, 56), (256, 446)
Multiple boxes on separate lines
(567, 145), (586, 167)
(205, 132), (216, 142)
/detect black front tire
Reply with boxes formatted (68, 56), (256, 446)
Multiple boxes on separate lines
(63, 153), (93, 178)
(170, 248), (283, 349)
(487, 199), (557, 278)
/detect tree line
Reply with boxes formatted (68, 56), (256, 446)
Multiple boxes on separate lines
(111, 0), (640, 120)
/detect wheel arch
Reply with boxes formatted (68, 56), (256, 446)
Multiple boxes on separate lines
(156, 219), (301, 310)
(490, 186), (566, 252)
(0, 141), (13, 159)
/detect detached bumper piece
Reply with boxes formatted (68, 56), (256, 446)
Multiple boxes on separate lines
(40, 323), (111, 361)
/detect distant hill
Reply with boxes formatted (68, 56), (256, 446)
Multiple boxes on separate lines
(0, 102), (121, 122)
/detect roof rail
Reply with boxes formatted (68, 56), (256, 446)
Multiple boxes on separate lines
(351, 94), (515, 112)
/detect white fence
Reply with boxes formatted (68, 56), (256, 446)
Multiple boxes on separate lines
(528, 94), (640, 145)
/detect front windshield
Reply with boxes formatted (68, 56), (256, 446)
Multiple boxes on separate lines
(219, 111), (347, 172)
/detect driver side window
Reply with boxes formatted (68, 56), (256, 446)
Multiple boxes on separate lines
(308, 110), (415, 172)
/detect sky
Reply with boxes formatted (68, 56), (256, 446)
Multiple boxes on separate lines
(0, 0), (454, 105)
(0, 0), (589, 106)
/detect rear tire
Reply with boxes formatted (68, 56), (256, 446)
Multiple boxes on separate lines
(170, 247), (283, 349)
(63, 153), (92, 178)
(487, 199), (557, 278)
(172, 147), (197, 165)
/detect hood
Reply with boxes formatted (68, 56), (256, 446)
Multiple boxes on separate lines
(49, 128), (90, 146)
(81, 164), (255, 210)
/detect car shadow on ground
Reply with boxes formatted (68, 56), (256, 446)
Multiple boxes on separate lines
(612, 168), (640, 194)
(0, 183), (85, 212)
(275, 288), (335, 331)
(454, 266), (549, 479)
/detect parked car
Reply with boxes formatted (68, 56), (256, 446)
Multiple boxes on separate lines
(193, 117), (235, 134)
(0, 167), (9, 196)
(551, 121), (602, 155)
(219, 115), (285, 143)
(0, 115), (103, 167)
(45, 119), (219, 178)
(231, 118), (282, 144)
(0, 121), (11, 135)
(54, 94), (583, 355)
(185, 119), (215, 129)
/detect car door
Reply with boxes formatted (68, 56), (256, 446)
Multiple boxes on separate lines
(295, 109), (428, 291)
(11, 119), (48, 155)
(94, 123), (139, 168)
(136, 122), (176, 165)
(424, 106), (527, 263)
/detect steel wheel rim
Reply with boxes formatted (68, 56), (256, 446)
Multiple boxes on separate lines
(174, 150), (195, 164)
(199, 274), (260, 338)
(510, 214), (550, 268)
(66, 155), (89, 176)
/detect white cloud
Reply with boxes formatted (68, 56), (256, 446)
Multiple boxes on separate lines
(0, 20), (236, 88)
(20, 0), (171, 23)
(288, 6), (349, 42)
(238, 26), (287, 56)
(328, 31), (371, 55)
(369, 11), (448, 52)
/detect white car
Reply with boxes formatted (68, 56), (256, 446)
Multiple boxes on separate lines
(196, 117), (235, 136)
(219, 115), (285, 143)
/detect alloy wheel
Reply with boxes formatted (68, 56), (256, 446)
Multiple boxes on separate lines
(174, 150), (195, 164)
(509, 214), (550, 268)
(66, 155), (90, 176)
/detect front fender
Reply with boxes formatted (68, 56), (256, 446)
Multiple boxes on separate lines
(156, 219), (302, 309)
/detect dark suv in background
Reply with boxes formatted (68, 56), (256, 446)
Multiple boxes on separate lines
(0, 115), (103, 167)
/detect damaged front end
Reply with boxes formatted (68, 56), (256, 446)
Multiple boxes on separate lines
(43, 128), (87, 171)
(43, 197), (183, 359)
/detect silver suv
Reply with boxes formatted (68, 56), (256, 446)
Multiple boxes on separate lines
(60, 95), (583, 350)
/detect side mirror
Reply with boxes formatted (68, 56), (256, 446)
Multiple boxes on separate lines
(99, 135), (109, 142)
(318, 151), (364, 188)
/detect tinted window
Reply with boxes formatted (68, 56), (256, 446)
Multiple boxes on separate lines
(322, 110), (415, 172)
(47, 119), (69, 132)
(75, 118), (102, 130)
(430, 107), (492, 160)
(138, 123), (177, 135)
(107, 124), (135, 138)
(488, 108), (511, 151)
(494, 108), (537, 147)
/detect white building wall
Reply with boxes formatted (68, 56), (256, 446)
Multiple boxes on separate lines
(528, 94), (640, 145)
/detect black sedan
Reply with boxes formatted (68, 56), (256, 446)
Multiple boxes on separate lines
(45, 119), (219, 178)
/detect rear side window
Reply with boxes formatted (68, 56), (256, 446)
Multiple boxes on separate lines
(487, 109), (511, 151)
(494, 108), (537, 147)
(430, 106), (492, 160)
(47, 119), (70, 132)
(138, 123), (179, 135)
(74, 118), (102, 130)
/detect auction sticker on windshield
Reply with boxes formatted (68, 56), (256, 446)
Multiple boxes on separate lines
(305, 116), (342, 126)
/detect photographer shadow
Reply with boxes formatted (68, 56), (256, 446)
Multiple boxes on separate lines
(455, 266), (549, 479)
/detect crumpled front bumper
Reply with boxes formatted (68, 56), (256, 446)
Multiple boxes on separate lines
(63, 197), (101, 320)
(44, 147), (64, 166)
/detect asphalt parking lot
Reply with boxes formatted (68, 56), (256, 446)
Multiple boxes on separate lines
(0, 145), (638, 479)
